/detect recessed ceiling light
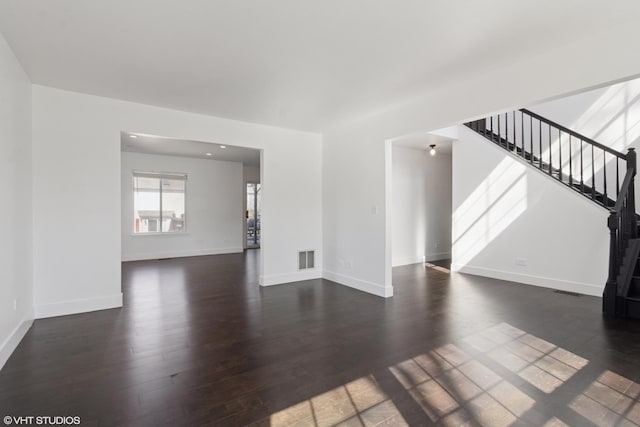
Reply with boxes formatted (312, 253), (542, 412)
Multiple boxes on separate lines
(129, 134), (138, 139)
(206, 153), (213, 157)
(220, 145), (227, 149)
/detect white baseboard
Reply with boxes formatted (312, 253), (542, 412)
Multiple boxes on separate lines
(260, 269), (322, 286)
(323, 270), (393, 298)
(35, 293), (123, 319)
(451, 263), (603, 297)
(0, 316), (33, 371)
(426, 252), (451, 262)
(392, 255), (425, 267)
(392, 253), (451, 267)
(122, 247), (244, 262)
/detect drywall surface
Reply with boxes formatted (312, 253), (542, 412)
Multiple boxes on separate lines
(0, 33), (33, 369)
(531, 78), (640, 206)
(121, 152), (243, 261)
(323, 23), (640, 297)
(451, 126), (608, 296)
(392, 146), (451, 266)
(32, 85), (322, 318)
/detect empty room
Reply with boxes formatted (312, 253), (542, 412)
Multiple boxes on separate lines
(2, 2), (640, 426)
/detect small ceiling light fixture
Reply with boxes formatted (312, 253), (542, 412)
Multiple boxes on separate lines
(220, 145), (227, 149)
(205, 152), (213, 157)
(129, 134), (138, 139)
(429, 144), (436, 156)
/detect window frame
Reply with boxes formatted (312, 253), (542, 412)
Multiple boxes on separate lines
(132, 170), (188, 235)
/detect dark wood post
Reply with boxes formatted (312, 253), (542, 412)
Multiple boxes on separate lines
(604, 211), (619, 317)
(627, 148), (637, 239)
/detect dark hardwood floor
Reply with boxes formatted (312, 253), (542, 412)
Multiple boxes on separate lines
(2, 252), (640, 426)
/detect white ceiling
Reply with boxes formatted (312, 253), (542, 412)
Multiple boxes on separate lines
(121, 133), (261, 167)
(1, 1), (639, 131)
(393, 133), (453, 155)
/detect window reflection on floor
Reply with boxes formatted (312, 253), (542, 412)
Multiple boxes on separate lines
(258, 375), (408, 426)
(251, 322), (640, 427)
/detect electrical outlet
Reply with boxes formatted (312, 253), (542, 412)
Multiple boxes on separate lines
(13, 299), (17, 311)
(515, 258), (527, 266)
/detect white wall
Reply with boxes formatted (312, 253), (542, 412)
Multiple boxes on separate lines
(0, 33), (33, 369)
(121, 152), (243, 261)
(392, 146), (451, 267)
(323, 23), (640, 298)
(32, 85), (322, 319)
(451, 127), (608, 296)
(531, 78), (640, 206)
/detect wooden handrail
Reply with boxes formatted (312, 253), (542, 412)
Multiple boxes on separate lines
(613, 168), (635, 213)
(521, 108), (627, 159)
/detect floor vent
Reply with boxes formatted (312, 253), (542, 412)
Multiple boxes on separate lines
(298, 250), (315, 270)
(553, 290), (581, 297)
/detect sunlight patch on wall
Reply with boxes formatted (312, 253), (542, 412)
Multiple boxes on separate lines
(452, 157), (527, 268)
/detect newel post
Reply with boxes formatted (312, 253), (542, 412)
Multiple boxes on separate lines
(604, 211), (619, 317)
(628, 148), (637, 239)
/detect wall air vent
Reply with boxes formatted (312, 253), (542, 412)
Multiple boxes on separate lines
(298, 250), (315, 270)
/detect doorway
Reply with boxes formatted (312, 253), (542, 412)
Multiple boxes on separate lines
(389, 134), (453, 271)
(246, 182), (261, 248)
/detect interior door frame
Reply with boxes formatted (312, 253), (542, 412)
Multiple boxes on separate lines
(245, 181), (261, 249)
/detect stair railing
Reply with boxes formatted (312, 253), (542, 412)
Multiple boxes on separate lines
(604, 149), (637, 316)
(466, 109), (628, 208)
(465, 109), (636, 318)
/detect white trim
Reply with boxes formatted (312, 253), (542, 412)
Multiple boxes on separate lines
(392, 255), (425, 267)
(260, 269), (322, 286)
(323, 270), (393, 298)
(130, 232), (189, 237)
(122, 247), (243, 262)
(35, 293), (123, 319)
(392, 252), (451, 267)
(0, 317), (33, 371)
(451, 263), (603, 297)
(426, 252), (452, 262)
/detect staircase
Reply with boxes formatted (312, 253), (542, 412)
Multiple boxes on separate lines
(463, 109), (639, 320)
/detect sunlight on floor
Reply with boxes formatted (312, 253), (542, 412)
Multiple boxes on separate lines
(569, 370), (640, 427)
(255, 323), (640, 426)
(425, 262), (450, 273)
(262, 375), (408, 427)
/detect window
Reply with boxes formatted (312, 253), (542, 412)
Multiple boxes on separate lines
(133, 171), (186, 234)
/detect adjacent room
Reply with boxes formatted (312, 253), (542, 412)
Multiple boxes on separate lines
(391, 134), (453, 272)
(120, 133), (261, 262)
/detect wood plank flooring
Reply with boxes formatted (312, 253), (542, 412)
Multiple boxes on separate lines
(2, 252), (640, 426)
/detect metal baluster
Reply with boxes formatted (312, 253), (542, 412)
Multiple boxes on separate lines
(490, 116), (493, 142)
(513, 111), (517, 154)
(548, 125), (552, 176)
(616, 157), (620, 197)
(558, 130), (563, 182)
(591, 145), (596, 201)
(539, 120), (542, 169)
(504, 113), (508, 148)
(580, 140), (584, 194)
(569, 135), (573, 187)
(603, 150), (608, 206)
(530, 115), (533, 165)
(521, 111), (525, 159)
(497, 115), (501, 146)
